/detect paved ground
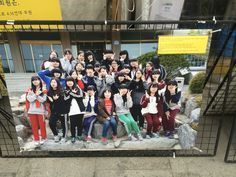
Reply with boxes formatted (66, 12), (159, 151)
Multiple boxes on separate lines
(0, 156), (235, 177)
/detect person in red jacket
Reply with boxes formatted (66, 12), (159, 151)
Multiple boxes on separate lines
(26, 76), (47, 147)
(140, 82), (162, 139)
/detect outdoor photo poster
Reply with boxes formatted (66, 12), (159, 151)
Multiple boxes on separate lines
(1, 29), (211, 153)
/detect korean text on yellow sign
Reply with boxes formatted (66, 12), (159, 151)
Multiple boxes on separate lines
(158, 36), (209, 54)
(0, 0), (62, 31)
(0, 0), (62, 20)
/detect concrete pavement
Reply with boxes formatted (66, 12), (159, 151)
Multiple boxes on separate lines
(0, 156), (236, 177)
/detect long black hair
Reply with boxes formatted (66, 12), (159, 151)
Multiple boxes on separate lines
(64, 49), (75, 64)
(65, 76), (77, 90)
(119, 50), (129, 60)
(130, 69), (145, 91)
(100, 88), (113, 100)
(31, 76), (43, 93)
(51, 57), (63, 70)
(133, 69), (143, 80)
(48, 78), (64, 96)
(48, 50), (59, 61)
(151, 69), (162, 82)
(147, 82), (159, 103)
(164, 80), (178, 103)
(119, 84), (128, 106)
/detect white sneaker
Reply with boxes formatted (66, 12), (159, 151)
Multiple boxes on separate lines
(40, 139), (46, 145)
(54, 136), (60, 143)
(146, 135), (151, 139)
(60, 138), (67, 143)
(34, 141), (40, 147)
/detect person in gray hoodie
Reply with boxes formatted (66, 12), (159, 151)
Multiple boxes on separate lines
(26, 76), (47, 147)
(113, 84), (143, 141)
(95, 66), (115, 97)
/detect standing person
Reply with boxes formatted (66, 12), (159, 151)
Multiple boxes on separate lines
(151, 69), (166, 120)
(94, 63), (101, 77)
(129, 58), (140, 79)
(85, 51), (97, 67)
(82, 64), (98, 91)
(74, 62), (86, 76)
(38, 68), (65, 89)
(143, 61), (154, 84)
(114, 84), (143, 141)
(95, 66), (115, 97)
(122, 64), (132, 80)
(163, 80), (181, 139)
(111, 72), (130, 94)
(47, 78), (69, 143)
(101, 50), (115, 71)
(41, 50), (59, 70)
(97, 89), (117, 144)
(109, 60), (120, 77)
(64, 77), (85, 143)
(69, 70), (84, 90)
(76, 50), (85, 66)
(151, 55), (167, 80)
(60, 49), (75, 76)
(129, 69), (148, 129)
(119, 50), (130, 69)
(140, 83), (161, 139)
(152, 69), (166, 90)
(83, 85), (98, 142)
(26, 76), (47, 146)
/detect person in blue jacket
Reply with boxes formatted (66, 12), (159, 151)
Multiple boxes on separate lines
(38, 68), (66, 89)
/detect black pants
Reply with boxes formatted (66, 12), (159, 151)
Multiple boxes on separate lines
(70, 114), (84, 138)
(130, 104), (144, 128)
(49, 113), (68, 138)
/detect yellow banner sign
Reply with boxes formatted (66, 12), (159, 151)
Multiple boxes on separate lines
(0, 0), (62, 31)
(158, 36), (209, 54)
(0, 0), (62, 20)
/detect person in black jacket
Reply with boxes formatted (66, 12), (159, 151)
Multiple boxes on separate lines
(129, 69), (148, 129)
(111, 72), (130, 94)
(64, 77), (85, 143)
(163, 80), (181, 139)
(85, 51), (97, 68)
(47, 78), (70, 143)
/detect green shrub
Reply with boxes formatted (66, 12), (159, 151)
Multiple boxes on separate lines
(189, 72), (206, 94)
(137, 52), (190, 80)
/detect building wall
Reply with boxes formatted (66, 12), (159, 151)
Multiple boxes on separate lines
(60, 0), (106, 20)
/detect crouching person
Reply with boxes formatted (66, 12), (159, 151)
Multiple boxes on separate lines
(114, 84), (143, 141)
(97, 89), (117, 144)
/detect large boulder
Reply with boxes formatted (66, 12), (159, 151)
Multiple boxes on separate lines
(178, 124), (197, 149)
(190, 108), (201, 123)
(184, 97), (198, 117)
(92, 122), (127, 139)
(15, 124), (32, 140)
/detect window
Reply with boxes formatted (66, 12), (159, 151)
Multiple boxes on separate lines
(0, 44), (14, 73)
(121, 42), (157, 59)
(20, 43), (63, 73)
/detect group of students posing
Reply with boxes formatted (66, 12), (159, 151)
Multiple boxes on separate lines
(25, 49), (181, 147)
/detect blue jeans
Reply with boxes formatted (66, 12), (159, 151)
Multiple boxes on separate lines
(102, 116), (117, 138)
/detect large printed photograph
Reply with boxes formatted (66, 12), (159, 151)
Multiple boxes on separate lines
(3, 29), (211, 151)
